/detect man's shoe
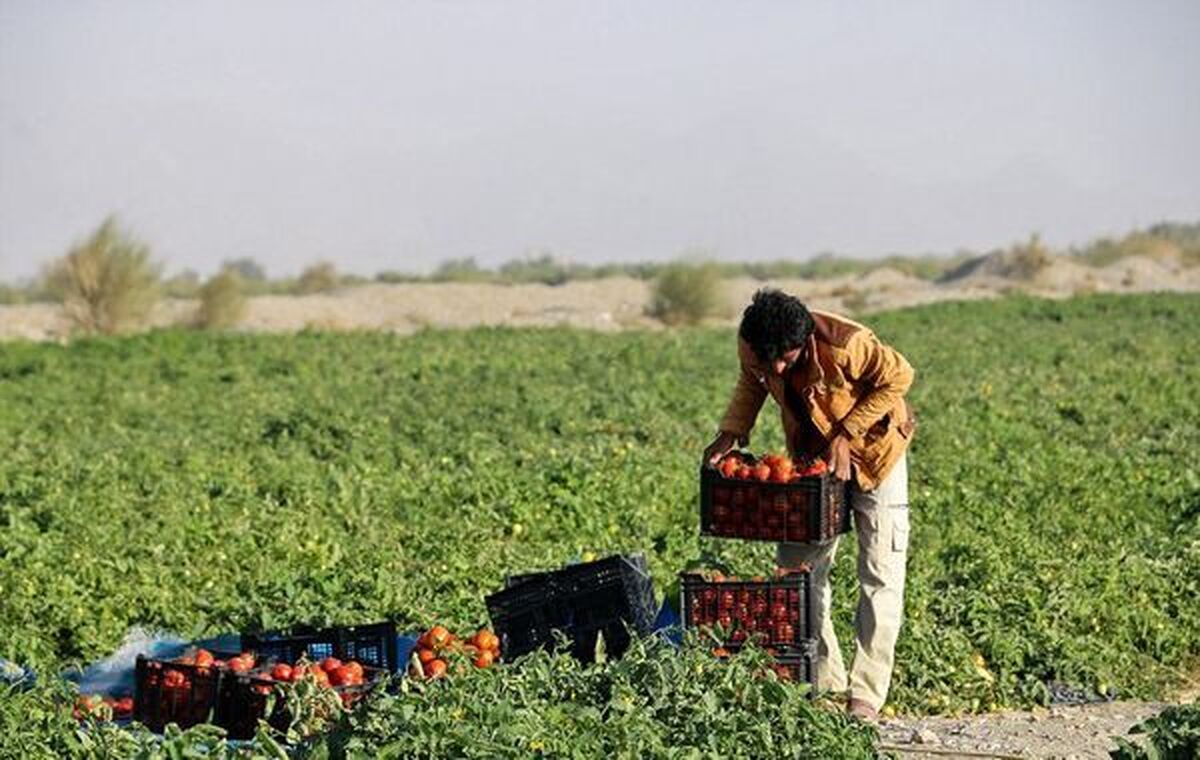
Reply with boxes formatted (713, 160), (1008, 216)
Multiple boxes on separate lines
(846, 698), (880, 723)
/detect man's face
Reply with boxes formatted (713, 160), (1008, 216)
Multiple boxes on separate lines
(772, 346), (805, 377)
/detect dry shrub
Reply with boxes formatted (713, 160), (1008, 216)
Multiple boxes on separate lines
(648, 262), (727, 325)
(43, 217), (161, 334)
(1004, 234), (1053, 280)
(195, 269), (247, 329)
(296, 262), (339, 294)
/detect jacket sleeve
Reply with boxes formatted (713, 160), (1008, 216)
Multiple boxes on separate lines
(717, 340), (768, 444)
(837, 331), (914, 440)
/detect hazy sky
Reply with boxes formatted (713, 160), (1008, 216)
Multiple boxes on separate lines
(1, 1), (1198, 280)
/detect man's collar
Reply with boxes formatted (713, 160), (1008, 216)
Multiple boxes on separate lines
(789, 333), (824, 390)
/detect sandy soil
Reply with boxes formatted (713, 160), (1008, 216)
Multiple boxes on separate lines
(2, 254), (1197, 342)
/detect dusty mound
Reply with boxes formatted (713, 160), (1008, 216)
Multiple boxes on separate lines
(3, 258), (1198, 342)
(940, 247), (1058, 284)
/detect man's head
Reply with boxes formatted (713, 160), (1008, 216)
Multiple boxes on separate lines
(738, 288), (815, 376)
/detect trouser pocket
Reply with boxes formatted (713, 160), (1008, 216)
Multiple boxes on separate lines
(890, 505), (910, 553)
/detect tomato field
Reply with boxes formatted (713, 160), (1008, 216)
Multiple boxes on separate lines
(1, 293), (1198, 757)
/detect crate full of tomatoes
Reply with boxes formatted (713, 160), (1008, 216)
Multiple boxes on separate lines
(133, 648), (227, 733)
(216, 654), (383, 740)
(134, 648), (383, 740)
(711, 639), (817, 688)
(240, 620), (397, 673)
(701, 452), (849, 543)
(680, 570), (815, 650)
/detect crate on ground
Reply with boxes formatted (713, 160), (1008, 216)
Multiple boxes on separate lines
(711, 639), (818, 694)
(133, 652), (229, 733)
(767, 640), (817, 690)
(486, 553), (658, 663)
(700, 454), (850, 543)
(680, 570), (815, 649)
(240, 621), (398, 672)
(214, 662), (386, 740)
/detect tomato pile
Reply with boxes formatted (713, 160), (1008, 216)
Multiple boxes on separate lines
(409, 626), (501, 680)
(705, 451), (844, 542)
(160, 648), (370, 689)
(714, 452), (828, 482)
(73, 694), (134, 721)
(685, 571), (808, 648)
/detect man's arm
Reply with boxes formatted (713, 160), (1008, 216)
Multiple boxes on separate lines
(707, 340), (769, 462)
(836, 330), (914, 440)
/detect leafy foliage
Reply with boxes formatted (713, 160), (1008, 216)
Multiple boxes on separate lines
(1110, 704), (1200, 760)
(323, 637), (879, 759)
(0, 294), (1197, 753)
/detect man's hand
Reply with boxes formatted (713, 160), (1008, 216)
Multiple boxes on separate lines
(826, 434), (853, 481)
(703, 431), (740, 466)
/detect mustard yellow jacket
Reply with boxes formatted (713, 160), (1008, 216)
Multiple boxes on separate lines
(718, 310), (916, 491)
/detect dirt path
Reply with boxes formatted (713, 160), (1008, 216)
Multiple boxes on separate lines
(877, 701), (1166, 759)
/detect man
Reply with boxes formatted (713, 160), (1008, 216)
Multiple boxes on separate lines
(703, 288), (916, 721)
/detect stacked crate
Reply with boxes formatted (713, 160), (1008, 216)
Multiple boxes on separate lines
(690, 452), (850, 691)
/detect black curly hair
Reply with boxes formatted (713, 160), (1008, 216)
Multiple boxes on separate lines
(738, 288), (815, 364)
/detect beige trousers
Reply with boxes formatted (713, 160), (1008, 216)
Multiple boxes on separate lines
(777, 454), (910, 710)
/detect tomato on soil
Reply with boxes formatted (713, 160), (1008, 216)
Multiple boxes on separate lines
(428, 626), (451, 651)
(426, 659), (448, 679)
(473, 650), (495, 669)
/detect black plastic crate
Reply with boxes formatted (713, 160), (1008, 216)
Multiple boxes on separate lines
(486, 553), (657, 662)
(769, 642), (817, 691)
(214, 663), (386, 740)
(240, 621), (398, 672)
(700, 459), (850, 543)
(711, 639), (817, 694)
(680, 571), (815, 648)
(133, 653), (229, 732)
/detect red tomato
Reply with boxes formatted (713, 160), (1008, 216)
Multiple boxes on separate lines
(227, 656), (253, 674)
(328, 666), (351, 686)
(426, 659), (447, 679)
(803, 460), (828, 476)
(428, 626), (451, 651)
(475, 630), (500, 653)
(753, 463), (772, 481)
(473, 649), (495, 669)
(270, 663), (293, 682)
(320, 657), (343, 673)
(718, 457), (739, 478)
(194, 649), (214, 668)
(770, 460), (795, 483)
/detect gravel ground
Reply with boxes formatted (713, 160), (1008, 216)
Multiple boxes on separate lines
(876, 701), (1168, 759)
